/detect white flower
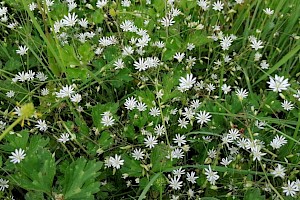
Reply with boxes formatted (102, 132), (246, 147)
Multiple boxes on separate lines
(220, 36), (233, 50)
(171, 195), (180, 200)
(0, 121), (6, 130)
(0, 178), (9, 191)
(173, 134), (186, 147)
(101, 115), (115, 127)
(160, 16), (175, 27)
(136, 101), (147, 111)
(255, 120), (266, 129)
(41, 88), (49, 96)
(271, 164), (286, 179)
(14, 107), (22, 116)
(109, 154), (124, 169)
(178, 118), (188, 129)
(187, 189), (194, 198)
(149, 107), (160, 117)
(205, 83), (216, 92)
(251, 146), (266, 161)
(35, 119), (48, 132)
(178, 74), (196, 92)
(197, 0), (210, 11)
(281, 100), (294, 111)
(254, 52), (262, 61)
(221, 84), (231, 94)
(113, 58), (125, 69)
(78, 18), (88, 28)
(293, 90), (300, 101)
(172, 167), (185, 177)
(195, 111), (211, 125)
(55, 85), (75, 98)
(228, 128), (240, 140)
(174, 52), (185, 62)
(190, 99), (201, 110)
(96, 0), (108, 8)
(68, 1), (77, 12)
(169, 176), (183, 190)
(212, 0), (224, 11)
(95, 47), (103, 55)
(260, 60), (269, 69)
(207, 149), (217, 158)
(156, 89), (164, 99)
(9, 148), (26, 164)
(13, 71), (27, 82)
(154, 41), (165, 48)
(134, 57), (148, 71)
(236, 88), (248, 100)
(124, 97), (137, 110)
(36, 72), (48, 81)
(186, 171), (199, 184)
(250, 38), (264, 50)
(204, 165), (219, 185)
(16, 45), (29, 55)
(282, 180), (299, 197)
(182, 107), (195, 120)
(235, 0), (244, 4)
(99, 36), (118, 46)
(144, 135), (158, 149)
(25, 70), (35, 81)
(70, 93), (82, 103)
(62, 13), (78, 27)
(220, 157), (232, 167)
(169, 7), (181, 17)
(267, 75), (290, 93)
(270, 135), (287, 149)
(221, 134), (234, 146)
(132, 149), (145, 160)
(154, 124), (166, 136)
(121, 0), (131, 7)
(0, 7), (8, 16)
(263, 8), (274, 15)
(57, 133), (70, 143)
(187, 43), (195, 51)
(122, 46), (134, 56)
(6, 90), (15, 98)
(171, 148), (184, 159)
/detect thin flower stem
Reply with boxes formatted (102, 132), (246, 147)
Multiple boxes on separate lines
(0, 117), (22, 142)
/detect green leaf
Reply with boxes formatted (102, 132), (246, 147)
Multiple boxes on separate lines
(152, 0), (165, 12)
(98, 131), (114, 150)
(25, 191), (45, 200)
(110, 68), (133, 88)
(61, 158), (103, 200)
(61, 45), (80, 66)
(13, 147), (56, 196)
(78, 43), (94, 64)
(244, 188), (265, 200)
(4, 58), (22, 71)
(103, 46), (119, 62)
(120, 154), (143, 177)
(6, 130), (29, 150)
(150, 144), (173, 172)
(66, 68), (88, 81)
(123, 125), (136, 140)
(91, 10), (104, 24)
(188, 30), (213, 47)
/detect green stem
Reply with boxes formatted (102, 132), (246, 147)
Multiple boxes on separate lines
(0, 117), (23, 142)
